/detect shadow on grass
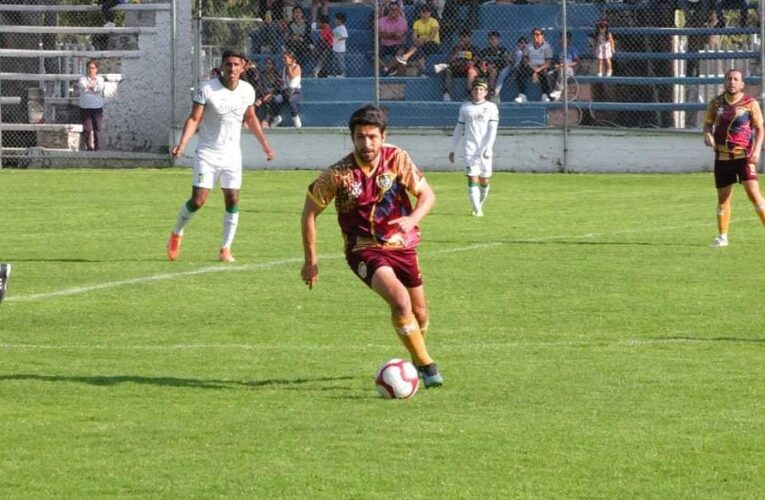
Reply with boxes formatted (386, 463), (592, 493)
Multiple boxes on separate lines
(0, 373), (357, 390)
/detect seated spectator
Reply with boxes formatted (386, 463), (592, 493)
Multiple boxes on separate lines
(271, 50), (303, 128)
(394, 5), (441, 75)
(311, 15), (333, 77)
(249, 10), (284, 56)
(479, 30), (512, 102)
(549, 32), (580, 101)
(514, 27), (553, 103)
(284, 6), (312, 67)
(257, 57), (282, 127)
(440, 29), (480, 102)
(495, 35), (526, 102)
(377, 1), (409, 76)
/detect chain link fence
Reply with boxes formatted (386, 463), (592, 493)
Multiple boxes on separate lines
(1, 0), (763, 167)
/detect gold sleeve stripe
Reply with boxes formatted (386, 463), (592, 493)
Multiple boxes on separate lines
(306, 189), (328, 208)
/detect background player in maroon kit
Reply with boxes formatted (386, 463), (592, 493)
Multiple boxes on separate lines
(703, 69), (765, 248)
(300, 105), (443, 388)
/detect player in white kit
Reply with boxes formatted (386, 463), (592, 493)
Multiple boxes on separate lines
(448, 79), (499, 217)
(168, 50), (275, 262)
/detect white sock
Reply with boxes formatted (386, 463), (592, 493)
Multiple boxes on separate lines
(221, 210), (239, 249)
(479, 184), (490, 207)
(468, 185), (481, 212)
(173, 202), (196, 236)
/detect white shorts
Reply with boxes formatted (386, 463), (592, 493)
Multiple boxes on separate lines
(193, 151), (242, 190)
(465, 154), (492, 178)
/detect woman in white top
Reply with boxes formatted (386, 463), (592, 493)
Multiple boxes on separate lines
(273, 50), (303, 128)
(77, 59), (106, 151)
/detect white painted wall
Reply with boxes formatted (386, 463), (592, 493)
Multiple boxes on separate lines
(172, 126), (714, 173)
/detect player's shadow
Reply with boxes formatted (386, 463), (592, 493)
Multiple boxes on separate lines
(0, 373), (356, 390)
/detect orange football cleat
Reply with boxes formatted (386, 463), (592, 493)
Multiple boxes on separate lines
(167, 232), (182, 261)
(219, 247), (235, 263)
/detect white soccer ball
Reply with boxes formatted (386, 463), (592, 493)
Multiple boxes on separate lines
(375, 358), (420, 399)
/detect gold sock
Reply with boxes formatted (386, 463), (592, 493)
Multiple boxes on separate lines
(392, 315), (433, 367)
(717, 202), (731, 235)
(420, 320), (429, 340)
(756, 204), (765, 225)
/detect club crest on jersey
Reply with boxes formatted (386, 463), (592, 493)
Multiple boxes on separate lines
(357, 261), (368, 279)
(376, 174), (393, 192)
(736, 106), (748, 117)
(350, 180), (363, 199)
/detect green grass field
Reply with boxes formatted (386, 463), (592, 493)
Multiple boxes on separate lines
(1, 168), (764, 498)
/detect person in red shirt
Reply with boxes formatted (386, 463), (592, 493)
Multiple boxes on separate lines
(704, 69), (765, 248)
(300, 105), (443, 388)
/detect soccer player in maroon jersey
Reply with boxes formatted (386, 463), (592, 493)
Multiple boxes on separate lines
(300, 105), (443, 388)
(704, 69), (765, 248)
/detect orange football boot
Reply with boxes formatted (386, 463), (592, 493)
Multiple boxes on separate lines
(167, 233), (182, 261)
(219, 247), (235, 263)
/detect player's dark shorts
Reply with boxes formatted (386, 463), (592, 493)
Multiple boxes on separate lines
(715, 157), (759, 188)
(345, 246), (423, 288)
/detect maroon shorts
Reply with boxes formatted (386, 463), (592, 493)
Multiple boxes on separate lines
(345, 246), (423, 288)
(715, 157), (759, 188)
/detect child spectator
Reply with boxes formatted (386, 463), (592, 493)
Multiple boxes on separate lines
(592, 19), (615, 77)
(332, 12), (348, 78)
(311, 15), (333, 77)
(395, 5), (440, 75)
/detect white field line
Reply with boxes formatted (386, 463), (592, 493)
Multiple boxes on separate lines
(0, 337), (732, 352)
(4, 220), (724, 304)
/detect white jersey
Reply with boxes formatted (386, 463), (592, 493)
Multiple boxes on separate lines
(193, 77), (255, 161)
(450, 99), (499, 158)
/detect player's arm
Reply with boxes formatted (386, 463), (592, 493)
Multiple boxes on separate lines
(703, 100), (717, 147)
(301, 196), (325, 289)
(481, 114), (499, 159)
(244, 105), (275, 160)
(390, 179), (435, 234)
(750, 108), (764, 166)
(172, 103), (204, 157)
(449, 108), (466, 163)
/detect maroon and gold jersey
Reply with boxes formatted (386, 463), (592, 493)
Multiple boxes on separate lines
(705, 93), (763, 160)
(307, 145), (426, 251)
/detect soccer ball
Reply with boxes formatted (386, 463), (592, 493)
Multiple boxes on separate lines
(375, 359), (420, 399)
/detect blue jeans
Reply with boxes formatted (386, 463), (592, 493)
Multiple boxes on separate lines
(333, 51), (346, 77)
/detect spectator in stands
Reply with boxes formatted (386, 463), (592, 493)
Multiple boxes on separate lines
(592, 19), (615, 77)
(704, 69), (765, 248)
(494, 35), (526, 101)
(98, 0), (126, 27)
(332, 12), (349, 78)
(395, 5), (441, 75)
(260, 0), (285, 22)
(549, 32), (580, 101)
(272, 50), (303, 128)
(284, 6), (312, 67)
(78, 59), (106, 152)
(449, 79), (499, 217)
(258, 57), (283, 126)
(439, 29), (480, 102)
(249, 10), (284, 56)
(514, 28), (553, 103)
(377, 1), (409, 76)
(168, 50), (274, 263)
(479, 30), (512, 103)
(311, 0), (330, 26)
(311, 15), (333, 77)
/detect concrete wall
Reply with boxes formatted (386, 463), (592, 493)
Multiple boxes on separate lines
(172, 126), (714, 173)
(106, 0), (193, 152)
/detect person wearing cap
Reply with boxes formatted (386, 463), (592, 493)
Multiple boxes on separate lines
(449, 78), (499, 217)
(592, 19), (615, 77)
(479, 30), (512, 102)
